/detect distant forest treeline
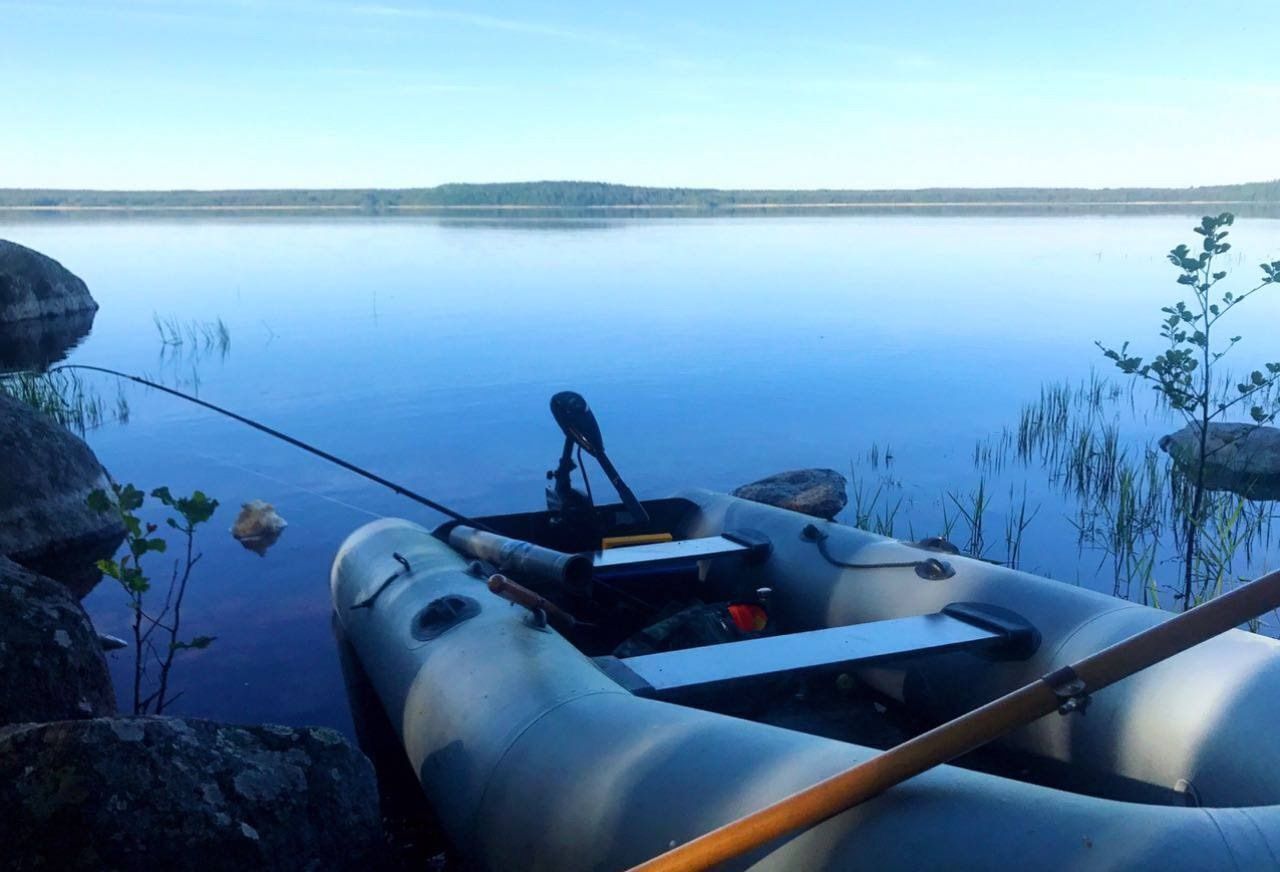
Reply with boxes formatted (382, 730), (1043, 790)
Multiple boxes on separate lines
(3, 180), (1279, 211)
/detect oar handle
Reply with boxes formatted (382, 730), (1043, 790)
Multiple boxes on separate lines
(487, 574), (579, 627)
(630, 569), (1280, 872)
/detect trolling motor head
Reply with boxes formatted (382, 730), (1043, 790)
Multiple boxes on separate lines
(547, 391), (650, 528)
(551, 391), (605, 457)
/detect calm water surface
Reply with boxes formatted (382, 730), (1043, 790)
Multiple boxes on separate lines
(5, 213), (1279, 733)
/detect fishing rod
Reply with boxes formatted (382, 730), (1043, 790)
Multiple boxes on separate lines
(42, 364), (495, 533)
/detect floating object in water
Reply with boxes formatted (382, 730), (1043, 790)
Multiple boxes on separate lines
(334, 493), (1280, 870)
(231, 500), (287, 555)
(332, 392), (1280, 871)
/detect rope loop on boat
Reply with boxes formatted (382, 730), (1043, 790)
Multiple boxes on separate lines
(800, 524), (956, 580)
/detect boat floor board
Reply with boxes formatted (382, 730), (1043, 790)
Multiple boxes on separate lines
(596, 613), (1004, 697)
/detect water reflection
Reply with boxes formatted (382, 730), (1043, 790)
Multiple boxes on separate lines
(2, 212), (1274, 736)
(0, 308), (96, 373)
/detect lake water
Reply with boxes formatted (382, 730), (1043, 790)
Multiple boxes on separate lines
(4, 211), (1280, 734)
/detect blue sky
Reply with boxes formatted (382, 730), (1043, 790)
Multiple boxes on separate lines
(4, 0), (1279, 190)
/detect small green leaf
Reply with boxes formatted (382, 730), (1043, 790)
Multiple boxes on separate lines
(87, 489), (112, 514)
(176, 491), (218, 526)
(117, 484), (145, 512)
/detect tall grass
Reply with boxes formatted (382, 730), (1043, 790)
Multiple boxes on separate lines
(846, 466), (904, 537)
(947, 477), (992, 559)
(0, 370), (127, 435)
(843, 370), (1278, 630)
(154, 314), (231, 357)
(1002, 485), (1040, 570)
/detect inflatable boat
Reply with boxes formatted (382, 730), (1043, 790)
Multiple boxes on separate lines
(331, 393), (1280, 870)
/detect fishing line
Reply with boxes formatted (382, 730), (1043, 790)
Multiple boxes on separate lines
(44, 364), (495, 532)
(190, 451), (386, 521)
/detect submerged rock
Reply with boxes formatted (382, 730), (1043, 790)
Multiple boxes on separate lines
(0, 239), (98, 324)
(0, 393), (125, 596)
(0, 717), (386, 871)
(0, 307), (96, 373)
(0, 556), (116, 726)
(1159, 423), (1280, 501)
(732, 468), (848, 520)
(232, 499), (288, 556)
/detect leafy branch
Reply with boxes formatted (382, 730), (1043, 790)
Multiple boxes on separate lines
(89, 483), (218, 715)
(1098, 212), (1280, 610)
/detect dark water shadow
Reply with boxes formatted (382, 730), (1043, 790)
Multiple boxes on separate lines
(0, 308), (96, 373)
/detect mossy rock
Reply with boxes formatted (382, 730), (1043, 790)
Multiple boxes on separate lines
(0, 556), (116, 725)
(732, 468), (848, 520)
(1159, 423), (1280, 501)
(0, 717), (386, 871)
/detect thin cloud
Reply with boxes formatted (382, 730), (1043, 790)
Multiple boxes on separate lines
(332, 2), (654, 52)
(0, 0), (651, 52)
(352, 3), (586, 40)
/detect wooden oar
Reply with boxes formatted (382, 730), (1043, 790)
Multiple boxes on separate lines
(629, 569), (1280, 872)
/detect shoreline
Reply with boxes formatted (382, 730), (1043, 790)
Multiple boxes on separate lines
(2, 199), (1276, 215)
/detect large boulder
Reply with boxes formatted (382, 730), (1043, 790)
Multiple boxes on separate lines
(732, 468), (848, 520)
(0, 556), (116, 725)
(1159, 423), (1280, 501)
(0, 393), (125, 596)
(0, 717), (386, 870)
(0, 239), (97, 323)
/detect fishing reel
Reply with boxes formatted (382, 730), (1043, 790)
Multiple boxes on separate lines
(546, 391), (650, 531)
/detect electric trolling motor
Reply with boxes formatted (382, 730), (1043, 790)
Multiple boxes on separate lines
(546, 391), (650, 531)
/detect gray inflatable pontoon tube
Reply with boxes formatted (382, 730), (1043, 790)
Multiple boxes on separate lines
(332, 491), (1280, 871)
